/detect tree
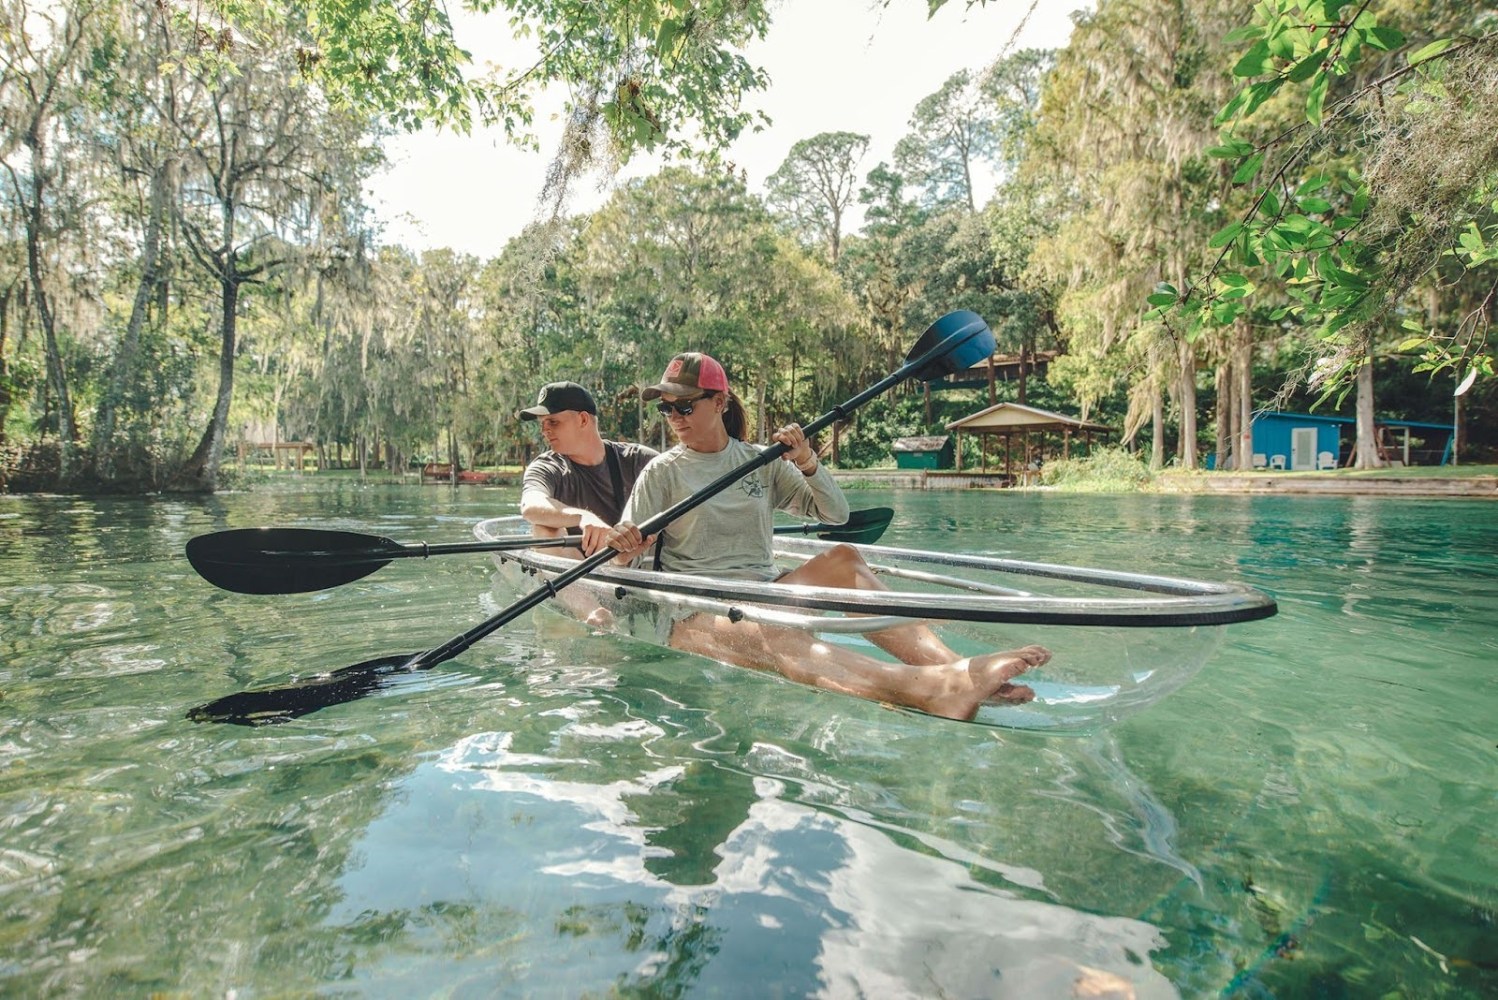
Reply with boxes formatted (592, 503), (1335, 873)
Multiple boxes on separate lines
(1026, 0), (1240, 468)
(766, 131), (869, 264)
(0, 0), (104, 483)
(166, 27), (374, 491)
(893, 68), (1001, 213)
(1183, 1), (1497, 465)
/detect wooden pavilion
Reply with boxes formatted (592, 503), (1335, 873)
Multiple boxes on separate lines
(945, 402), (1115, 484)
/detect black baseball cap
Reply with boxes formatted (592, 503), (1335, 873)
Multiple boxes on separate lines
(516, 381), (598, 420)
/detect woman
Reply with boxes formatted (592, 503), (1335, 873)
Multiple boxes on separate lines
(603, 352), (1049, 722)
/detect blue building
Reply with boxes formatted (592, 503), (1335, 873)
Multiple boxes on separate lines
(1249, 411), (1456, 469)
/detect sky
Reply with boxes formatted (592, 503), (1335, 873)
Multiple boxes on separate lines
(363, 1), (1084, 259)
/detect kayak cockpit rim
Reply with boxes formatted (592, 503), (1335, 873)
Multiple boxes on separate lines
(472, 517), (1278, 629)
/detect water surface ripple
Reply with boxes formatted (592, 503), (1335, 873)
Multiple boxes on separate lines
(1, 484), (1494, 997)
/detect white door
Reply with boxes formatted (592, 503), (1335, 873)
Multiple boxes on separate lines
(1291, 427), (1317, 470)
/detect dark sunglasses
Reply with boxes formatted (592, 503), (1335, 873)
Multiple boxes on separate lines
(655, 395), (708, 417)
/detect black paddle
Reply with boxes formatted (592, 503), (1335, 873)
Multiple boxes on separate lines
(188, 310), (994, 725)
(185, 507), (896, 595)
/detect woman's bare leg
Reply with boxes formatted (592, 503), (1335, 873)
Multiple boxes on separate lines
(669, 613), (1049, 722)
(778, 543), (972, 664)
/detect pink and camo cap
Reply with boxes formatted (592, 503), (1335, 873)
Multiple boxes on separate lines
(641, 352), (729, 400)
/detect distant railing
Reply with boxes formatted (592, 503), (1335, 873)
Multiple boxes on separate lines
(237, 441), (315, 471)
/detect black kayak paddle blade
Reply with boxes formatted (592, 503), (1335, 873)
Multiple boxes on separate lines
(186, 528), (406, 595)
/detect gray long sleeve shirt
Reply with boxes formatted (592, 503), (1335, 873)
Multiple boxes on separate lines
(620, 438), (850, 581)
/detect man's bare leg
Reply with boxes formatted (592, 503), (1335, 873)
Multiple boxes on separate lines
(528, 525), (614, 629)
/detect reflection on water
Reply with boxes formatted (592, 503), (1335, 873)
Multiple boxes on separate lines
(326, 728), (1179, 998)
(1, 484), (1495, 997)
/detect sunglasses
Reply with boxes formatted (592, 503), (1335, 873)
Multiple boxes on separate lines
(655, 395), (708, 417)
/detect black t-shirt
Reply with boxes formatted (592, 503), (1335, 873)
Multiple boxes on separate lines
(522, 441), (658, 528)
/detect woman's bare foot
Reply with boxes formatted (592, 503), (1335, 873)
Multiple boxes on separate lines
(583, 606), (616, 631)
(920, 644), (1051, 721)
(985, 644), (1050, 704)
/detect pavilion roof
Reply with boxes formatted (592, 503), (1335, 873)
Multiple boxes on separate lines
(944, 402), (1114, 433)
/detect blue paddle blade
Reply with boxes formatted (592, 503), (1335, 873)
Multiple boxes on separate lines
(906, 310), (995, 381)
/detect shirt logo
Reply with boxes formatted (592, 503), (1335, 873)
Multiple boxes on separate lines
(738, 475), (764, 498)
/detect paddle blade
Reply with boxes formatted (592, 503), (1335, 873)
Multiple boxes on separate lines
(905, 310), (995, 381)
(187, 653), (419, 725)
(773, 507), (894, 544)
(819, 506), (893, 544)
(186, 528), (404, 595)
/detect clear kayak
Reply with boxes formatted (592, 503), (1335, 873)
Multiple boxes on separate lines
(474, 516), (1277, 733)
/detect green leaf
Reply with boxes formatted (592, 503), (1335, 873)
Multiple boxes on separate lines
(1233, 154), (1265, 185)
(1364, 27), (1405, 51)
(1233, 40), (1276, 77)
(1223, 24), (1265, 46)
(1207, 137), (1256, 158)
(1214, 88), (1250, 126)
(1261, 189), (1282, 217)
(656, 20), (681, 57)
(1395, 337), (1427, 352)
(1408, 38), (1453, 65)
(1298, 196), (1333, 213)
(1243, 78), (1285, 117)
(1455, 368), (1478, 396)
(1209, 221), (1245, 248)
(1287, 51), (1324, 83)
(1306, 72), (1328, 126)
(1296, 175), (1332, 196)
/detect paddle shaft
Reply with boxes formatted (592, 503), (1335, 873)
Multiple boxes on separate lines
(408, 317), (990, 670)
(310, 517), (877, 564)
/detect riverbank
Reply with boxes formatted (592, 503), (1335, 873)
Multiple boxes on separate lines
(1155, 469), (1498, 497)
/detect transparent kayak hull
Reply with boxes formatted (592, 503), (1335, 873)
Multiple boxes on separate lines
(474, 517), (1275, 733)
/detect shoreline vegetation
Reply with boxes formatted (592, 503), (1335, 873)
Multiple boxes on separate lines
(8, 453), (1491, 499)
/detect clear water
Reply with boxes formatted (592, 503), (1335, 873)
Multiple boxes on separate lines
(1, 483), (1494, 997)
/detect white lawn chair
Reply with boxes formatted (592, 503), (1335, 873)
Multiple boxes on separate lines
(1316, 451), (1337, 470)
(1269, 454), (1286, 470)
(1251, 453), (1268, 469)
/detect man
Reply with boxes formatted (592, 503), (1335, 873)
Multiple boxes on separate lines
(517, 381), (657, 556)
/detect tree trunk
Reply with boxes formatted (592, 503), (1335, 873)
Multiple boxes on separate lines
(1235, 319), (1253, 470)
(172, 272), (240, 491)
(1353, 348), (1382, 469)
(24, 180), (77, 482)
(1150, 386), (1165, 470)
(94, 159), (171, 482)
(1452, 390), (1464, 465)
(1176, 337), (1197, 469)
(1215, 361), (1230, 469)
(1017, 333), (1030, 405)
